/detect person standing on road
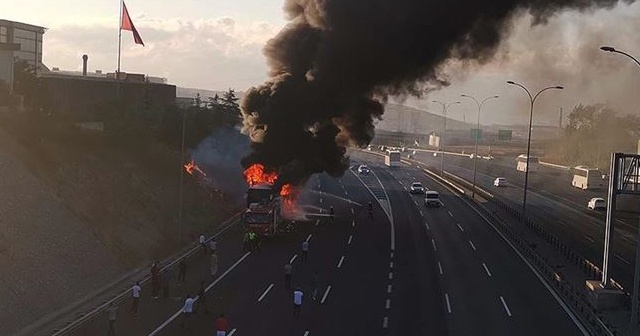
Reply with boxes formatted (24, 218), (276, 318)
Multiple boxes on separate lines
(301, 240), (309, 264)
(211, 237), (218, 253)
(293, 287), (303, 317)
(242, 230), (250, 252)
(215, 313), (228, 336)
(130, 282), (141, 316)
(107, 302), (117, 336)
(179, 294), (195, 329)
(199, 234), (206, 253)
(210, 251), (219, 277)
(195, 281), (209, 314)
(151, 261), (160, 299)
(249, 231), (257, 251)
(330, 206), (335, 223)
(161, 268), (173, 299)
(311, 271), (319, 301)
(178, 258), (187, 285)
(284, 263), (293, 289)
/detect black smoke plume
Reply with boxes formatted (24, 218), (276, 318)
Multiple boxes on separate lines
(241, 0), (633, 187)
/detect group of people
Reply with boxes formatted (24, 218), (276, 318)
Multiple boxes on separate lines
(106, 233), (227, 335)
(284, 239), (320, 319)
(242, 230), (260, 251)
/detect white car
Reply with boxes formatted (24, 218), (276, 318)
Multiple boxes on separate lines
(494, 177), (507, 187)
(588, 197), (606, 210)
(409, 182), (425, 194)
(469, 153), (475, 159)
(357, 165), (371, 174)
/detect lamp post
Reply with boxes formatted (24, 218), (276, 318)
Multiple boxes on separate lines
(461, 94), (499, 197)
(507, 81), (563, 219)
(600, 45), (640, 324)
(432, 100), (461, 175)
(178, 106), (188, 247)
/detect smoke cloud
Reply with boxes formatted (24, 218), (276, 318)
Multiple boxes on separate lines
(241, 0), (635, 186)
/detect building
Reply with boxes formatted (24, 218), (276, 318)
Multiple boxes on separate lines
(0, 19), (46, 93)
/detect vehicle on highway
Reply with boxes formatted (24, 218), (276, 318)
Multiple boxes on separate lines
(469, 153), (475, 159)
(483, 155), (494, 160)
(385, 151), (401, 167)
(587, 197), (606, 210)
(493, 177), (507, 187)
(572, 166), (604, 190)
(424, 190), (441, 207)
(409, 182), (425, 194)
(357, 164), (371, 174)
(516, 154), (539, 172)
(433, 152), (438, 157)
(367, 145), (373, 151)
(245, 183), (283, 237)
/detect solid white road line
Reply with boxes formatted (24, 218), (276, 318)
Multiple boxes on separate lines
(445, 293), (452, 314)
(448, 211), (454, 217)
(148, 252), (251, 336)
(347, 235), (353, 245)
(337, 256), (345, 268)
(258, 283), (274, 302)
(431, 239), (437, 252)
(457, 223), (464, 232)
(321, 285), (332, 304)
(385, 299), (391, 309)
(500, 296), (513, 317)
(228, 329), (237, 336)
(289, 254), (298, 264)
(438, 261), (444, 275)
(382, 316), (389, 329)
(482, 263), (492, 277)
(469, 241), (477, 251)
(387, 284), (392, 293)
(306, 234), (312, 242)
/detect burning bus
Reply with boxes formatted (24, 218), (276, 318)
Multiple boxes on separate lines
(243, 163), (296, 237)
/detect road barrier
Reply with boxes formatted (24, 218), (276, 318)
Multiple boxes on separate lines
(48, 212), (243, 336)
(421, 168), (619, 336)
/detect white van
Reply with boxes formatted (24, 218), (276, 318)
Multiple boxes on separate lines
(424, 191), (441, 207)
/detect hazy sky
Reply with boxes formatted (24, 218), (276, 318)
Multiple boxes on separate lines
(5, 1), (640, 125)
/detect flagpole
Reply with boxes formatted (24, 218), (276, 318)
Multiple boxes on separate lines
(117, 0), (123, 97)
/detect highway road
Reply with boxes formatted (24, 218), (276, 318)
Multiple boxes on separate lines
(67, 151), (585, 336)
(406, 148), (637, 289)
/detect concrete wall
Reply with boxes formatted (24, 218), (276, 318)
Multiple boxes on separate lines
(41, 75), (176, 122)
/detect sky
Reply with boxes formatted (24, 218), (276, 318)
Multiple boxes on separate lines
(5, 0), (640, 126)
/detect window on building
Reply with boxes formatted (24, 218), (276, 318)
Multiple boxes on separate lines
(0, 26), (7, 43)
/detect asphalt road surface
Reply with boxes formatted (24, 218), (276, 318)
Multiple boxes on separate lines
(69, 152), (585, 336)
(406, 149), (637, 289)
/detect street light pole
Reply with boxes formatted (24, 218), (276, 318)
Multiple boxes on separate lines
(432, 100), (461, 176)
(507, 81), (563, 219)
(600, 45), (640, 324)
(461, 94), (499, 198)
(178, 108), (187, 247)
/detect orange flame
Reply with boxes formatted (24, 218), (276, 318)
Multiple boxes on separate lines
(280, 183), (297, 212)
(184, 160), (206, 177)
(243, 163), (278, 186)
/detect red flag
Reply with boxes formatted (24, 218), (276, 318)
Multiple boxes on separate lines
(121, 2), (144, 46)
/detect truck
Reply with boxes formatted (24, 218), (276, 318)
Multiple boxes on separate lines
(385, 150), (401, 167)
(244, 183), (284, 237)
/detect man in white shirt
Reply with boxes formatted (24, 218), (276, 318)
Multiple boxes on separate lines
(130, 282), (141, 316)
(199, 234), (206, 253)
(179, 294), (195, 329)
(293, 287), (303, 317)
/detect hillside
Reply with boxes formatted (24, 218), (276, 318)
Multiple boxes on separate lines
(0, 112), (240, 335)
(377, 104), (471, 133)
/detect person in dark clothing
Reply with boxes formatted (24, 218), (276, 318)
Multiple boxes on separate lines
(195, 281), (209, 314)
(161, 268), (173, 299)
(284, 263), (293, 289)
(178, 258), (187, 285)
(151, 262), (160, 299)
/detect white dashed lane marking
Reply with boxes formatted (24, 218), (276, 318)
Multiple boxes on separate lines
(347, 235), (353, 245)
(438, 261), (443, 275)
(431, 239), (437, 252)
(448, 211), (454, 217)
(500, 296), (513, 317)
(482, 263), (492, 277)
(257, 283), (274, 302)
(337, 256), (345, 268)
(469, 241), (477, 251)
(289, 254), (298, 264)
(321, 286), (332, 304)
(445, 293), (452, 313)
(457, 223), (464, 232)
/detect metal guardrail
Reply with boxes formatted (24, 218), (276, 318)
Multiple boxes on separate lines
(49, 212), (243, 336)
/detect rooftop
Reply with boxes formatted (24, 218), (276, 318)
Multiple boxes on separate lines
(0, 19), (46, 34)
